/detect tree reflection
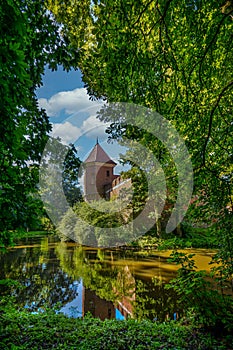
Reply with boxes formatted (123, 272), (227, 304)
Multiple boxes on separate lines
(55, 242), (183, 320)
(0, 237), (183, 320)
(133, 277), (183, 321)
(0, 237), (79, 311)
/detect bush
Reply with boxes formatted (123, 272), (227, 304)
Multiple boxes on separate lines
(166, 251), (233, 335)
(0, 309), (230, 349)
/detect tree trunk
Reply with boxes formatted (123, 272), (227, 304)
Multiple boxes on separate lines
(156, 216), (162, 237)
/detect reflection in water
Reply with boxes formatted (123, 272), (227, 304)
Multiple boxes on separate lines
(0, 236), (78, 312)
(0, 235), (216, 321)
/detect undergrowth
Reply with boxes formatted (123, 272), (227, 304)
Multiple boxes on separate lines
(0, 309), (231, 350)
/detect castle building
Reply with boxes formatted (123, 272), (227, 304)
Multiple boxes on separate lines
(83, 139), (119, 201)
(83, 140), (131, 201)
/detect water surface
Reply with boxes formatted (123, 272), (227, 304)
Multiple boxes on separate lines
(0, 235), (216, 321)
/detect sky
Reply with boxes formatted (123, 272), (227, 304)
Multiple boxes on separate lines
(36, 66), (127, 173)
(59, 279), (125, 320)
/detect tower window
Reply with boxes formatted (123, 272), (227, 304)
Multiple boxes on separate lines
(106, 170), (110, 177)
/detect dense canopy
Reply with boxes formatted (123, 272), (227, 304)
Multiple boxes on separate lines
(0, 0), (79, 240)
(48, 0), (232, 230)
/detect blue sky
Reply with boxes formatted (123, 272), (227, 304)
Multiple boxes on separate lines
(36, 66), (127, 172)
(60, 279), (125, 320)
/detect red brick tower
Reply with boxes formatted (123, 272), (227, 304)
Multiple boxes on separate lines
(84, 139), (118, 201)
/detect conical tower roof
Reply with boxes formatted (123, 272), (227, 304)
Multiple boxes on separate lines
(84, 140), (117, 165)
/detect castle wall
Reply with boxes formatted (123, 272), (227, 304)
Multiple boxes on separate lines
(82, 287), (115, 320)
(108, 177), (132, 200)
(84, 162), (117, 201)
(83, 143), (131, 202)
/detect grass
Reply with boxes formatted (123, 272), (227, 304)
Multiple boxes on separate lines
(130, 225), (219, 251)
(12, 229), (50, 239)
(0, 309), (230, 350)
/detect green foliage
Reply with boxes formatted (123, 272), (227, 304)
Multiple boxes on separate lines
(210, 212), (233, 290)
(40, 137), (83, 228)
(0, 0), (78, 244)
(11, 229), (49, 240)
(62, 143), (83, 206)
(58, 199), (133, 247)
(157, 238), (192, 250)
(0, 231), (14, 251)
(181, 224), (219, 248)
(0, 308), (230, 349)
(55, 243), (135, 304)
(0, 236), (79, 312)
(129, 225), (219, 250)
(40, 217), (57, 234)
(166, 252), (233, 334)
(48, 0), (233, 235)
(133, 277), (182, 322)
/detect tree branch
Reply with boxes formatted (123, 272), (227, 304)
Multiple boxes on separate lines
(202, 80), (233, 166)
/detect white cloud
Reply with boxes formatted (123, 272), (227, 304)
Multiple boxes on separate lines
(46, 87), (109, 145)
(38, 88), (102, 117)
(81, 115), (110, 138)
(51, 121), (81, 145)
(51, 116), (109, 145)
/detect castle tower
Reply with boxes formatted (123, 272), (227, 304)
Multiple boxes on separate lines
(84, 140), (118, 201)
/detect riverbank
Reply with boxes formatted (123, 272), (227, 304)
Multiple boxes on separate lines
(129, 226), (219, 250)
(11, 224), (219, 251)
(0, 308), (231, 350)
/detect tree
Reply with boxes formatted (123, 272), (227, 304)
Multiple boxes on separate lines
(48, 1), (233, 297)
(62, 144), (83, 206)
(119, 132), (179, 237)
(48, 0), (232, 232)
(39, 137), (83, 230)
(58, 199), (134, 247)
(0, 0), (78, 243)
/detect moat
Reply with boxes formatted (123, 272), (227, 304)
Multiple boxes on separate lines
(0, 235), (216, 321)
